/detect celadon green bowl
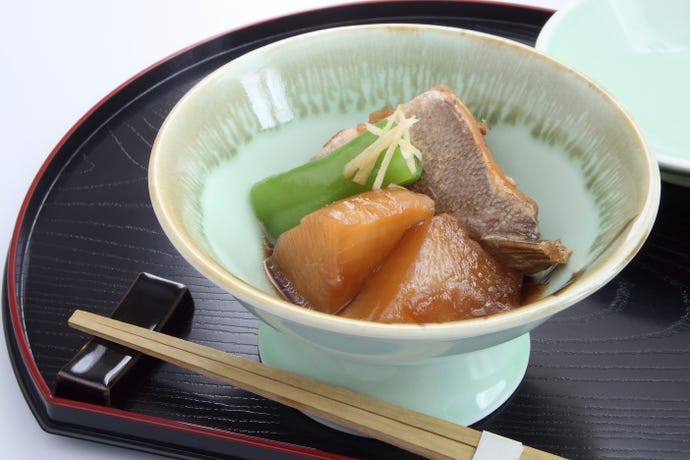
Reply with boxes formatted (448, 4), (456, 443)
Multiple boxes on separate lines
(149, 23), (660, 426)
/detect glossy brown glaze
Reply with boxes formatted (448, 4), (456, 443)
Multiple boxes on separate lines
(271, 188), (434, 314)
(339, 214), (523, 323)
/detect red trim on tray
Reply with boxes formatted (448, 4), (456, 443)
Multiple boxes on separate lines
(4, 69), (354, 460)
(4, 6), (366, 457)
(44, 395), (354, 460)
(5, 1), (553, 458)
(3, 22), (357, 460)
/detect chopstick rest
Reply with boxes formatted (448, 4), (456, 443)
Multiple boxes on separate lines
(55, 273), (193, 405)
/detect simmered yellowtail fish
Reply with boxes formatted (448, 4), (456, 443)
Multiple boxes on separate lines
(319, 86), (572, 274)
(260, 86), (573, 324)
(402, 86), (571, 274)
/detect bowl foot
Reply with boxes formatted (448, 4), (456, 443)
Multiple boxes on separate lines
(258, 323), (530, 429)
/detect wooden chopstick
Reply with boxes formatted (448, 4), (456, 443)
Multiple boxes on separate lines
(67, 309), (565, 460)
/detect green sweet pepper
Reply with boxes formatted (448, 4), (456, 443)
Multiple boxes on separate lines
(250, 121), (422, 242)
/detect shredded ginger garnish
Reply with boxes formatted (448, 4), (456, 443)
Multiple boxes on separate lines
(343, 106), (422, 189)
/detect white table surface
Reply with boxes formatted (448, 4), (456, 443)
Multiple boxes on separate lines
(1, 1), (565, 458)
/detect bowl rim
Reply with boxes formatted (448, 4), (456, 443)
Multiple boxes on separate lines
(149, 22), (661, 341)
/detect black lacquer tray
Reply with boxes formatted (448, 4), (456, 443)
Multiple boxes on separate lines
(4, 2), (690, 459)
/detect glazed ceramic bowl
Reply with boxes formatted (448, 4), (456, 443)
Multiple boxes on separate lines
(149, 23), (659, 425)
(536, 0), (690, 186)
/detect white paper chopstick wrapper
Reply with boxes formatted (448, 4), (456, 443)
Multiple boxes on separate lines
(472, 431), (523, 460)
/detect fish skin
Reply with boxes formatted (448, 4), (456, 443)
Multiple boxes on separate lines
(404, 85), (540, 241)
(403, 86), (571, 274)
